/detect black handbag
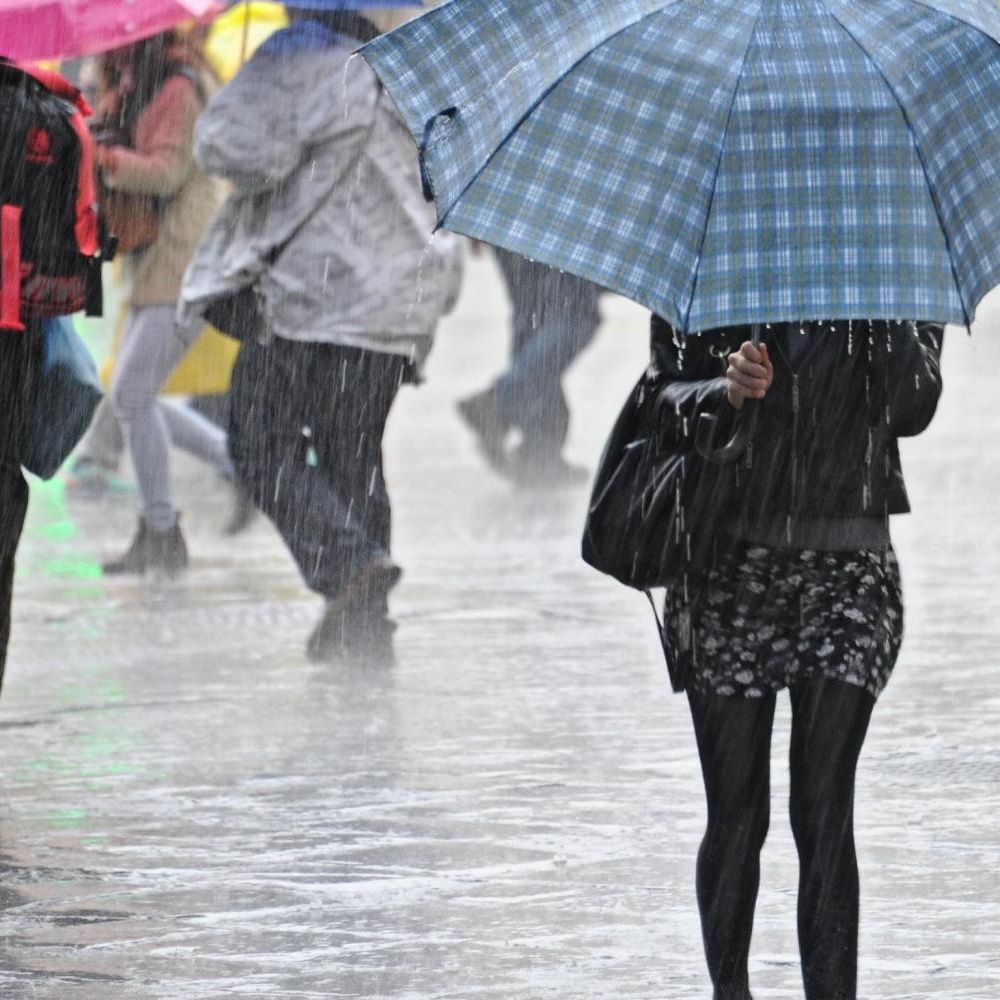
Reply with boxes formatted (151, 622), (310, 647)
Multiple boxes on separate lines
(582, 370), (746, 591)
(202, 283), (267, 343)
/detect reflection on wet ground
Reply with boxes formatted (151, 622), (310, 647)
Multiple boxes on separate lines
(1, 259), (998, 998)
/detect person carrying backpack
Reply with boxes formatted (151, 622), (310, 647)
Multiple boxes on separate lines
(0, 57), (105, 690)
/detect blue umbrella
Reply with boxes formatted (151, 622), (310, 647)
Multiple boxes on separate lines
(362, 0), (1000, 333)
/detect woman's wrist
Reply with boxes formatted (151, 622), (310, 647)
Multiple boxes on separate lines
(96, 145), (122, 181)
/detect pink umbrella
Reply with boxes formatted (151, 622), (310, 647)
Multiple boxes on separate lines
(0, 0), (222, 62)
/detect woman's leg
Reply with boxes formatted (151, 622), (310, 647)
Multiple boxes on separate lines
(159, 399), (233, 478)
(788, 680), (875, 1000)
(109, 306), (190, 531)
(73, 396), (126, 471)
(688, 690), (777, 1000)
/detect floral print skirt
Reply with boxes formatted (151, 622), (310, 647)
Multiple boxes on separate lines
(663, 545), (903, 699)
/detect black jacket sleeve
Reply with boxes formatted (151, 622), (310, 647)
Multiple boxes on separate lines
(648, 315), (738, 450)
(877, 322), (944, 438)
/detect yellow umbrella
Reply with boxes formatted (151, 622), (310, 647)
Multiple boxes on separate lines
(204, 2), (287, 82)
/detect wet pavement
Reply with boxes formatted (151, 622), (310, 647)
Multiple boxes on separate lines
(1, 255), (999, 999)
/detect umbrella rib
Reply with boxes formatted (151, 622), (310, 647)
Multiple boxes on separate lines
(819, 0), (971, 326)
(681, 1), (765, 333)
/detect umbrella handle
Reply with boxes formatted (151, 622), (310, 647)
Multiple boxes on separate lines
(695, 401), (755, 465)
(694, 324), (762, 465)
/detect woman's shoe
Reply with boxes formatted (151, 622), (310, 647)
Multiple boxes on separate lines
(456, 389), (509, 469)
(103, 518), (189, 577)
(64, 458), (135, 499)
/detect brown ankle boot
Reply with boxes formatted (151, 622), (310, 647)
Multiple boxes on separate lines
(103, 518), (189, 577)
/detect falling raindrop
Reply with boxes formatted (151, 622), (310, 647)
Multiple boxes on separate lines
(342, 54), (358, 120)
(405, 234), (435, 323)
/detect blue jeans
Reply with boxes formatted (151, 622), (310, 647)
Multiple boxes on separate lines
(493, 248), (601, 461)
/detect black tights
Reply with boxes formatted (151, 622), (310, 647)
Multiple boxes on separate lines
(687, 681), (875, 1000)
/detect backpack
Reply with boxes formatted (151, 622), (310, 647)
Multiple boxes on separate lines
(0, 58), (108, 331)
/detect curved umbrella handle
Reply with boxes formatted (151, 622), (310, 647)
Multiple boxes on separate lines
(695, 401), (754, 465)
(694, 324), (762, 465)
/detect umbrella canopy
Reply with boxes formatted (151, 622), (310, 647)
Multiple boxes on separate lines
(0, 0), (222, 62)
(204, 2), (287, 82)
(363, 0), (1000, 332)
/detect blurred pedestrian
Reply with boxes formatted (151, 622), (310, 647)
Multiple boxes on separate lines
(458, 248), (601, 486)
(651, 317), (943, 1000)
(1, 58), (106, 690)
(180, 3), (461, 662)
(85, 30), (232, 575)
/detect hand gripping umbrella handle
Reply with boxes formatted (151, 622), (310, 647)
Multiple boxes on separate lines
(694, 324), (762, 466)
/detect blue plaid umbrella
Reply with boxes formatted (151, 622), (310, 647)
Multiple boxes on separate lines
(362, 0), (1000, 332)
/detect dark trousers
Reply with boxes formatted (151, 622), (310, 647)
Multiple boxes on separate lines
(492, 248), (601, 461)
(0, 324), (39, 692)
(228, 337), (406, 605)
(687, 681), (875, 1000)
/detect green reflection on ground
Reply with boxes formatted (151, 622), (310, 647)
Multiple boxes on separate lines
(21, 455), (105, 586)
(50, 808), (88, 830)
(59, 680), (127, 706)
(40, 559), (102, 581)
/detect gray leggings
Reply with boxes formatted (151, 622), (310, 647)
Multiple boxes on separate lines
(83, 305), (233, 530)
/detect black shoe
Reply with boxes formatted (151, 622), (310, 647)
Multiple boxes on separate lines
(223, 482), (257, 536)
(306, 557), (401, 663)
(103, 518), (189, 577)
(456, 389), (509, 469)
(504, 452), (590, 489)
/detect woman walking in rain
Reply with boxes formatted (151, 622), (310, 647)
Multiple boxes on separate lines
(358, 1), (1000, 993)
(86, 30), (233, 574)
(180, 2), (460, 662)
(652, 316), (943, 999)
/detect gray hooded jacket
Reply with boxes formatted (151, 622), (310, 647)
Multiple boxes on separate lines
(178, 24), (461, 360)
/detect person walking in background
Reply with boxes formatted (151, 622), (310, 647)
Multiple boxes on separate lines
(651, 317), (943, 1000)
(457, 248), (601, 486)
(179, 3), (461, 663)
(87, 30), (231, 575)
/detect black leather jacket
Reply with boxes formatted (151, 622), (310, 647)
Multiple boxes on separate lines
(649, 316), (944, 550)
